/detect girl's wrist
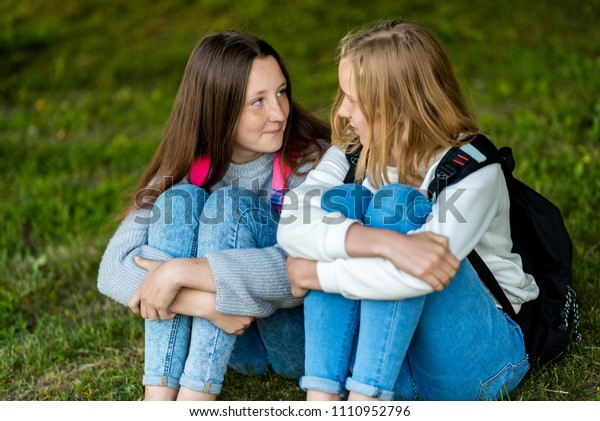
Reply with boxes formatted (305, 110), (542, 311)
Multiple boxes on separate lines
(345, 223), (371, 257)
(346, 222), (400, 260)
(170, 258), (199, 289)
(167, 259), (187, 289)
(172, 257), (216, 293)
(371, 229), (394, 261)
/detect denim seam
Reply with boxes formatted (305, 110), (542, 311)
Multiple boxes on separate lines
(207, 328), (226, 384)
(488, 308), (529, 369)
(352, 301), (403, 397)
(475, 357), (529, 401)
(233, 206), (274, 249)
(233, 207), (253, 249)
(190, 225), (199, 257)
(379, 301), (401, 387)
(475, 309), (529, 400)
(406, 357), (420, 400)
(338, 302), (360, 382)
(163, 315), (182, 377)
(179, 328), (229, 395)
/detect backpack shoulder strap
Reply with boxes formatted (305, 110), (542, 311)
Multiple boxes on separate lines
(344, 146), (363, 184)
(271, 151), (291, 192)
(191, 152), (291, 189)
(190, 155), (211, 187)
(270, 152), (292, 212)
(426, 134), (504, 200)
(428, 135), (520, 319)
(468, 250), (519, 320)
(343, 136), (510, 192)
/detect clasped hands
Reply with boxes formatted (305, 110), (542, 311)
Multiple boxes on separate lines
(128, 256), (253, 336)
(128, 256), (180, 321)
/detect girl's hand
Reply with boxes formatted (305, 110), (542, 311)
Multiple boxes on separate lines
(383, 231), (459, 291)
(345, 223), (459, 291)
(286, 256), (320, 298)
(208, 312), (255, 336)
(167, 289), (254, 335)
(128, 257), (182, 321)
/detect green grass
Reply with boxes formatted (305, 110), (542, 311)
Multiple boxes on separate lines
(1, 0), (598, 401)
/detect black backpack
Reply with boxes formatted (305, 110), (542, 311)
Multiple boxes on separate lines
(344, 134), (581, 365)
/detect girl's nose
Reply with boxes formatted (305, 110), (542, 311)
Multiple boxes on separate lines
(269, 99), (288, 122)
(338, 96), (351, 119)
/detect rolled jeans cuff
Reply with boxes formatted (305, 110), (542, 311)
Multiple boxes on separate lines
(142, 374), (180, 390)
(180, 373), (222, 395)
(346, 377), (395, 401)
(299, 376), (348, 398)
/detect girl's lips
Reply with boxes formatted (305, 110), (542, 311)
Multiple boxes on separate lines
(263, 127), (283, 136)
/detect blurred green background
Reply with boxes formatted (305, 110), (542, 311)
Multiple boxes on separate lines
(0, 0), (598, 400)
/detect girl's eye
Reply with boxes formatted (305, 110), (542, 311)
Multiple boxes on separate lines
(277, 88), (287, 97)
(251, 98), (264, 106)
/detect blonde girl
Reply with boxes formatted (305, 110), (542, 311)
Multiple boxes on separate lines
(278, 20), (538, 401)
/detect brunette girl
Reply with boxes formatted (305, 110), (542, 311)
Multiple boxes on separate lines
(97, 30), (332, 401)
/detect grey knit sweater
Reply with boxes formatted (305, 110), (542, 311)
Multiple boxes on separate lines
(97, 152), (306, 317)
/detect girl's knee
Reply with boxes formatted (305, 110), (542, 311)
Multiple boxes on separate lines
(321, 183), (373, 222)
(152, 184), (208, 225)
(201, 186), (277, 240)
(202, 186), (261, 219)
(148, 185), (209, 255)
(366, 184), (431, 233)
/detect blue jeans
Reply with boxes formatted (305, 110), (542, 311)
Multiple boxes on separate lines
(302, 184), (529, 400)
(142, 184), (304, 395)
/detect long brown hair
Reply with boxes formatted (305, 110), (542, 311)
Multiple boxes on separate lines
(331, 20), (478, 188)
(127, 30), (329, 214)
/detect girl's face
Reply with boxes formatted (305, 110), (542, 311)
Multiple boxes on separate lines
(232, 56), (290, 164)
(337, 58), (380, 146)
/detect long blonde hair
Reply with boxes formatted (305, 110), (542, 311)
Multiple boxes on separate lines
(331, 20), (478, 187)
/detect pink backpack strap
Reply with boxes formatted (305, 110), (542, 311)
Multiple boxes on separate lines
(271, 152), (291, 191)
(189, 155), (211, 186)
(189, 152), (291, 212)
(271, 151), (291, 212)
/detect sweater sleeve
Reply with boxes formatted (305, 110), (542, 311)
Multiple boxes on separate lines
(204, 154), (327, 317)
(98, 208), (299, 316)
(97, 208), (173, 306)
(206, 244), (302, 318)
(98, 153), (322, 316)
(205, 160), (319, 318)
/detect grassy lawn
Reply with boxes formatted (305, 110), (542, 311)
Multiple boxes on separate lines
(0, 0), (598, 401)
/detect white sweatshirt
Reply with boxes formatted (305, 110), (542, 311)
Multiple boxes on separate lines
(277, 145), (539, 313)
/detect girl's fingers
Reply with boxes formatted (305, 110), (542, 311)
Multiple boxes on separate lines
(157, 309), (174, 321)
(128, 292), (141, 314)
(134, 256), (161, 271)
(420, 272), (444, 292)
(144, 305), (160, 321)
